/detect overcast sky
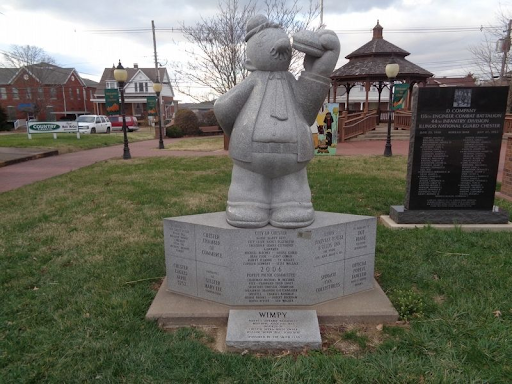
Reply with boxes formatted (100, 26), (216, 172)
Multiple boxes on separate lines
(1, 0), (511, 101)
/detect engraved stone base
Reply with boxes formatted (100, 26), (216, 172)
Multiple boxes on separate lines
(380, 215), (512, 232)
(146, 277), (399, 326)
(164, 211), (376, 306)
(226, 310), (321, 351)
(390, 205), (509, 224)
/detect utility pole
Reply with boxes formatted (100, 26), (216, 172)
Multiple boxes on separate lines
(152, 20), (164, 148)
(320, 0), (323, 27)
(500, 19), (512, 81)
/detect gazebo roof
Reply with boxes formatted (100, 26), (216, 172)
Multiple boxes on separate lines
(332, 55), (432, 80)
(331, 20), (433, 83)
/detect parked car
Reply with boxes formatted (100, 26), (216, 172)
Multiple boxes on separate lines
(108, 116), (139, 132)
(77, 115), (112, 134)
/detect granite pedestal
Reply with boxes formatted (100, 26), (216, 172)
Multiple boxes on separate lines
(164, 211), (376, 306)
(390, 205), (509, 224)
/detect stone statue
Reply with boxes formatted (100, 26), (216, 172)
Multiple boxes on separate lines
(214, 14), (340, 229)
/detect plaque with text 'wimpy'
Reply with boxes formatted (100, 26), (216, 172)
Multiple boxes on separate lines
(405, 87), (508, 210)
(164, 212), (376, 306)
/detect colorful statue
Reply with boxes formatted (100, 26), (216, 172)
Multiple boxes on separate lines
(214, 14), (340, 228)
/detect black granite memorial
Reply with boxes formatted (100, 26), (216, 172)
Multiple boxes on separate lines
(391, 86), (510, 224)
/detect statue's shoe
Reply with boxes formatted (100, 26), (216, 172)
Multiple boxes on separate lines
(226, 203), (270, 228)
(270, 204), (315, 228)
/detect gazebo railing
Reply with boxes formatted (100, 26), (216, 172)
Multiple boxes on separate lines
(394, 110), (412, 130)
(379, 110), (394, 123)
(339, 110), (378, 142)
(504, 114), (512, 134)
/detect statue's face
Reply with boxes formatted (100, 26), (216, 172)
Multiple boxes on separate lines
(246, 28), (291, 71)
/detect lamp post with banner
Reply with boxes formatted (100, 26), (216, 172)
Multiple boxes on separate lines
(152, 81), (164, 149)
(113, 61), (131, 160)
(384, 60), (399, 157)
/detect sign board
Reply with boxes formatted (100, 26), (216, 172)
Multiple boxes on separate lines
(105, 89), (120, 115)
(392, 84), (409, 110)
(314, 103), (339, 156)
(405, 87), (508, 210)
(147, 96), (157, 116)
(17, 103), (35, 112)
(28, 121), (78, 134)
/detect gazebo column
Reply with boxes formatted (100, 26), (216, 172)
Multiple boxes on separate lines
(345, 83), (351, 112)
(364, 80), (370, 114)
(376, 81), (384, 124)
(333, 81), (337, 103)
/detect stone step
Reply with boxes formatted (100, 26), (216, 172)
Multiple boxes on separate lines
(347, 129), (411, 141)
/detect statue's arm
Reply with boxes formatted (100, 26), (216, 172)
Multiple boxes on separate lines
(294, 30), (340, 125)
(214, 78), (254, 136)
(295, 72), (331, 125)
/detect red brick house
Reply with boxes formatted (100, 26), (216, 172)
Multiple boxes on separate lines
(0, 63), (98, 123)
(426, 74), (477, 87)
(93, 64), (176, 123)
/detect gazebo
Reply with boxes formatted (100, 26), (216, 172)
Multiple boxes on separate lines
(330, 20), (433, 137)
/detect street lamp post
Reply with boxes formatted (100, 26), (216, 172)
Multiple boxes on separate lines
(152, 81), (164, 149)
(114, 60), (131, 160)
(384, 60), (399, 157)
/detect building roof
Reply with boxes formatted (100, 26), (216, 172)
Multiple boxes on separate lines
(179, 101), (215, 110)
(0, 62), (93, 86)
(426, 74), (477, 87)
(0, 68), (16, 84)
(25, 62), (80, 85)
(82, 77), (99, 88)
(96, 66), (168, 92)
(331, 20), (433, 83)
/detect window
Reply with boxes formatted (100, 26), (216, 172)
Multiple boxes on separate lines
(0, 87), (6, 99)
(26, 87), (32, 99)
(38, 87), (44, 99)
(106, 81), (118, 89)
(77, 88), (81, 100)
(50, 87), (57, 99)
(12, 87), (19, 100)
(46, 106), (55, 121)
(7, 106), (16, 120)
(69, 88), (73, 100)
(136, 82), (148, 92)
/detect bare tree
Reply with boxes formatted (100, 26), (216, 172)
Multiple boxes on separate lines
(2, 45), (56, 70)
(469, 6), (512, 83)
(1, 45), (58, 118)
(173, 0), (320, 101)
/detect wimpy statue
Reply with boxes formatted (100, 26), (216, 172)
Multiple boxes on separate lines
(214, 15), (340, 228)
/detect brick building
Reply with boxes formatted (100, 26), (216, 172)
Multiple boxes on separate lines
(93, 64), (176, 123)
(0, 63), (98, 123)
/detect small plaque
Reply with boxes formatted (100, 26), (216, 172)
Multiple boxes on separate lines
(226, 310), (321, 351)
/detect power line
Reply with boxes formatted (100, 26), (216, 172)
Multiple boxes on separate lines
(83, 25), (502, 35)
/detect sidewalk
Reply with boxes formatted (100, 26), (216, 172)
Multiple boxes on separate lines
(0, 138), (507, 193)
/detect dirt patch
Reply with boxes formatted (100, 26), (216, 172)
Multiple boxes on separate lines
(162, 322), (409, 357)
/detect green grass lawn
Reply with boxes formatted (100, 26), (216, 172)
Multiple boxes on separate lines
(1, 156), (512, 383)
(0, 131), (154, 154)
(165, 136), (224, 151)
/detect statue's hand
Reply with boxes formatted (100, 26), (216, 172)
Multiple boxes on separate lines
(303, 30), (340, 77)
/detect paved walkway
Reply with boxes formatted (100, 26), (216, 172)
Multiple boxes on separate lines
(0, 137), (507, 193)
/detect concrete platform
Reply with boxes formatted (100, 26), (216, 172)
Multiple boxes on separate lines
(380, 215), (512, 232)
(0, 147), (58, 167)
(146, 277), (398, 327)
